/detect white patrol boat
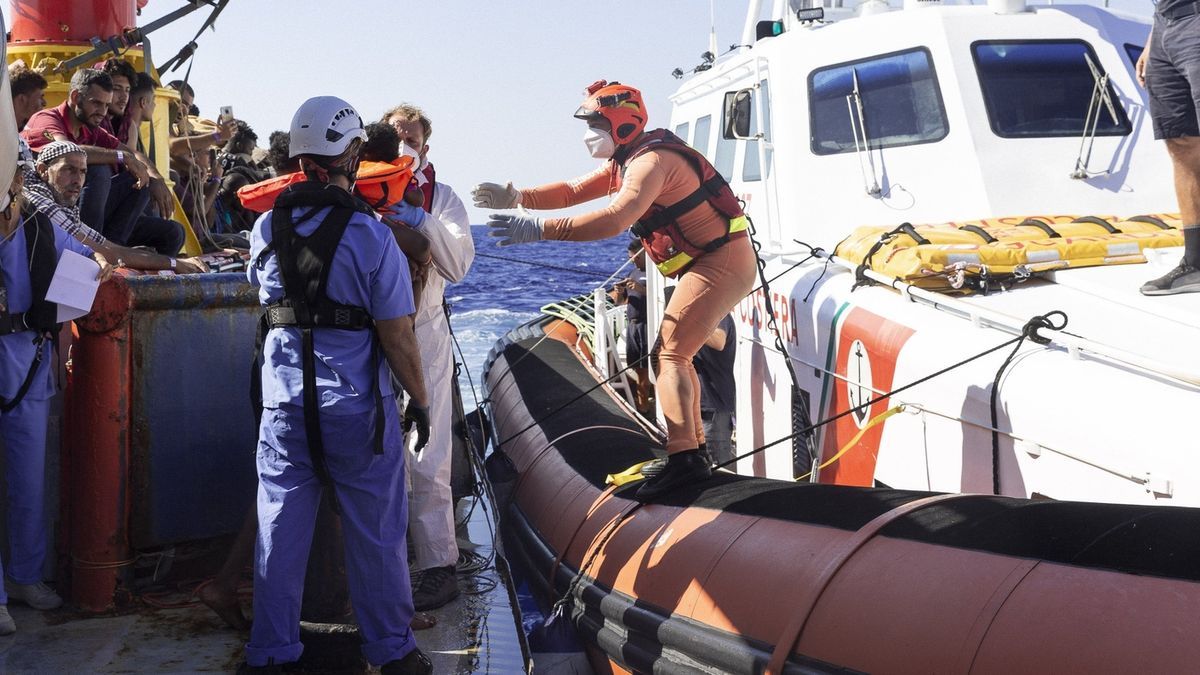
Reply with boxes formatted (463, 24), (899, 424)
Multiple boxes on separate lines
(481, 3), (1200, 672)
(628, 0), (1192, 507)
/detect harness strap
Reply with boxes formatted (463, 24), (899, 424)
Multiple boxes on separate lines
(264, 303), (371, 330)
(0, 334), (46, 413)
(300, 327), (338, 509)
(0, 312), (33, 336)
(630, 175), (727, 238)
(370, 334), (385, 455)
(255, 185), (388, 504)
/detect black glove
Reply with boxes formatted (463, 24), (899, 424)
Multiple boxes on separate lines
(403, 401), (431, 453)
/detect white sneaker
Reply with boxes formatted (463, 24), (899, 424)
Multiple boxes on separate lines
(0, 606), (14, 635)
(5, 580), (62, 610)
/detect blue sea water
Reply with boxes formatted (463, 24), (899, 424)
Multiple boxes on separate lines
(446, 225), (633, 405)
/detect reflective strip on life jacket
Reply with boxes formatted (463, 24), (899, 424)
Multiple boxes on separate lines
(653, 215), (750, 277)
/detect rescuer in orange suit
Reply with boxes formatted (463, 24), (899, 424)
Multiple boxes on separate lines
(474, 81), (756, 501)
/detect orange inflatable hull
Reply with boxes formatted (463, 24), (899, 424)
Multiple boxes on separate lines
(485, 317), (1200, 674)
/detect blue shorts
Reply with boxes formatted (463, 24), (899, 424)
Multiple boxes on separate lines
(625, 320), (648, 367)
(1147, 13), (1200, 139)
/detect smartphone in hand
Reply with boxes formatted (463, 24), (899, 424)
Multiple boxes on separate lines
(218, 105), (234, 124)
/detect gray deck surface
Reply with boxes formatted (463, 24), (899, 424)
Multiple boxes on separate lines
(0, 497), (528, 674)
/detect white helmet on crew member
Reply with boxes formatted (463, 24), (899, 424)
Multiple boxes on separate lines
(288, 96), (367, 181)
(289, 96), (366, 158)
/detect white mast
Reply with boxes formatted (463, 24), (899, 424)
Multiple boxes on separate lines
(741, 0), (764, 49)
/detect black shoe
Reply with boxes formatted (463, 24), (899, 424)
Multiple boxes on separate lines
(635, 450), (712, 502)
(411, 565), (459, 611)
(640, 457), (667, 478)
(381, 648), (433, 675)
(1141, 260), (1200, 295)
(640, 446), (710, 480)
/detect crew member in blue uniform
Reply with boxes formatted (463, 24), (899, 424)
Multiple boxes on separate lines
(0, 143), (111, 634)
(241, 97), (432, 674)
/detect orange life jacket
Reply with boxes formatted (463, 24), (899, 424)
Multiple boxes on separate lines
(619, 129), (747, 278)
(237, 158), (416, 214)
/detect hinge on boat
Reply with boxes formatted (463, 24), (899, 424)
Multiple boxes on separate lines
(1069, 53), (1119, 180)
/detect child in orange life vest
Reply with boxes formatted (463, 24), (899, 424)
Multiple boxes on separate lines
(476, 80), (756, 502)
(362, 122), (430, 303)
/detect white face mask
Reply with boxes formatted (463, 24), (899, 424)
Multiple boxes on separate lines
(399, 143), (422, 170)
(584, 127), (616, 159)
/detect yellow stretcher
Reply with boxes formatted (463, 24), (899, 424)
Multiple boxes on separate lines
(835, 214), (1183, 289)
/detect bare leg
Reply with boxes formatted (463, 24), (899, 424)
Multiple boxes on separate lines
(1166, 137), (1200, 227)
(199, 505), (255, 630)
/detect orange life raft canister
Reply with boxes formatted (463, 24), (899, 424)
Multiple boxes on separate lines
(237, 157), (417, 213)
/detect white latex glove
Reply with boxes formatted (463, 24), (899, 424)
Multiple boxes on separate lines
(487, 213), (543, 247)
(472, 181), (522, 209)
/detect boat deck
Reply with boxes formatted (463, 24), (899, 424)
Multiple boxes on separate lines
(0, 494), (527, 674)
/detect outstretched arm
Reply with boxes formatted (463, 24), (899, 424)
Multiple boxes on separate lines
(519, 163), (616, 210)
(540, 152), (666, 242)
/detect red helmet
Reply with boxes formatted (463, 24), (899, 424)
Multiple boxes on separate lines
(573, 80), (647, 145)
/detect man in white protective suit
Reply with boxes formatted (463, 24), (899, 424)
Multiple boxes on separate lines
(382, 103), (475, 611)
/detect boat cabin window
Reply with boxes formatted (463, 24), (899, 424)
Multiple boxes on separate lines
(972, 40), (1132, 138)
(674, 121), (691, 144)
(809, 48), (948, 156)
(743, 79), (773, 181)
(713, 120), (736, 181)
(693, 115), (712, 156)
(1124, 43), (1144, 68)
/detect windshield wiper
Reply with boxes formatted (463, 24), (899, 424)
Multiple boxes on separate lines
(1070, 52), (1120, 180)
(846, 69), (883, 197)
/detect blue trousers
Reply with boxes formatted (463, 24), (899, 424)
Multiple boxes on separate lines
(0, 395), (50, 601)
(246, 403), (417, 667)
(80, 164), (150, 245)
(80, 164), (186, 255)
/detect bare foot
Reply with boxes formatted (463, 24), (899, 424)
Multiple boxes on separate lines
(411, 611), (438, 630)
(197, 582), (250, 630)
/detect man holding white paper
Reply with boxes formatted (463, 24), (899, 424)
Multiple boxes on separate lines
(0, 152), (110, 635)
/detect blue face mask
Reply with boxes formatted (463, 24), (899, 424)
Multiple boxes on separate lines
(584, 126), (615, 159)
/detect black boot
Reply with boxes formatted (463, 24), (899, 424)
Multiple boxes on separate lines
(635, 449), (712, 502)
(381, 647), (434, 675)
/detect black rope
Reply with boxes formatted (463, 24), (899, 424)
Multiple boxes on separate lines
(475, 251), (614, 280)
(742, 213), (815, 472)
(745, 242), (820, 296)
(798, 238), (841, 303)
(549, 504), (640, 621)
(444, 306), (536, 666)
(713, 311), (1067, 473)
(990, 310), (1067, 494)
